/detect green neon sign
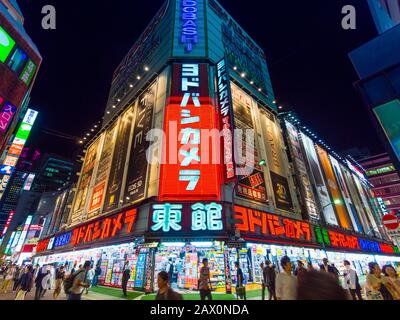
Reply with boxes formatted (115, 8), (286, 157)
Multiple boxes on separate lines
(0, 26), (15, 63)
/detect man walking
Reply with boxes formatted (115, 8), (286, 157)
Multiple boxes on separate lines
(122, 264), (131, 297)
(343, 260), (363, 300)
(68, 261), (91, 300)
(320, 258), (339, 280)
(264, 260), (277, 300)
(276, 256), (297, 300)
(198, 258), (212, 300)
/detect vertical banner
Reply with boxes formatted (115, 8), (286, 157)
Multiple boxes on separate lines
(88, 121), (119, 217)
(216, 58), (235, 183)
(300, 133), (339, 226)
(103, 106), (134, 212)
(124, 82), (156, 204)
(329, 155), (362, 232)
(159, 63), (221, 201)
(231, 83), (267, 203)
(316, 145), (352, 230)
(0, 102), (16, 135)
(71, 136), (102, 222)
(260, 110), (293, 211)
(285, 121), (318, 218)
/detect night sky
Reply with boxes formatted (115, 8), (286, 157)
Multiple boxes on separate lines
(18, 0), (383, 160)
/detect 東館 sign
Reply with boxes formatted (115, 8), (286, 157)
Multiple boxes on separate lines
(315, 226), (400, 255)
(36, 208), (138, 253)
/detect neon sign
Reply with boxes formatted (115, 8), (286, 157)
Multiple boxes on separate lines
(159, 63), (220, 201)
(1, 210), (14, 237)
(180, 0), (198, 52)
(0, 102), (17, 134)
(234, 205), (312, 243)
(377, 197), (388, 215)
(150, 202), (224, 233)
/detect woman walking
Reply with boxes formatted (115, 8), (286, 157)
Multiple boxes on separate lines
(382, 264), (400, 300)
(53, 265), (66, 299)
(15, 265), (34, 300)
(366, 262), (394, 300)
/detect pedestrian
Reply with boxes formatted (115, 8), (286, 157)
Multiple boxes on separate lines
(85, 264), (95, 294)
(342, 260), (363, 300)
(382, 265), (400, 300)
(1, 264), (15, 293)
(366, 262), (393, 300)
(294, 260), (307, 282)
(34, 265), (47, 300)
(121, 264), (131, 297)
(276, 256), (297, 300)
(198, 258), (212, 300)
(92, 263), (101, 287)
(297, 270), (349, 300)
(235, 261), (246, 300)
(155, 271), (182, 300)
(15, 265), (34, 300)
(264, 260), (277, 300)
(12, 265), (21, 291)
(53, 265), (65, 299)
(260, 262), (266, 300)
(41, 268), (52, 298)
(307, 262), (314, 271)
(70, 263), (77, 275)
(320, 258), (339, 280)
(67, 261), (91, 300)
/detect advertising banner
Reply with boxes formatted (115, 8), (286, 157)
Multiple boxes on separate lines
(124, 82), (156, 204)
(316, 146), (352, 230)
(0, 26), (15, 63)
(103, 107), (134, 212)
(231, 83), (268, 203)
(259, 110), (293, 211)
(329, 155), (362, 232)
(216, 58), (236, 183)
(88, 121), (119, 217)
(234, 205), (313, 245)
(285, 121), (318, 218)
(159, 63), (221, 201)
(71, 136), (102, 222)
(0, 102), (16, 134)
(300, 133), (338, 225)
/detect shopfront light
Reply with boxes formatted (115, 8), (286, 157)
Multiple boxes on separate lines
(160, 242), (185, 247)
(144, 66), (149, 71)
(190, 242), (213, 248)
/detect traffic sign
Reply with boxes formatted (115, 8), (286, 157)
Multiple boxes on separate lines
(382, 214), (400, 230)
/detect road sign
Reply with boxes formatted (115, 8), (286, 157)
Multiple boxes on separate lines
(383, 214), (400, 230)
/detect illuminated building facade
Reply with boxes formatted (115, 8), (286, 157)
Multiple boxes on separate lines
(32, 0), (400, 293)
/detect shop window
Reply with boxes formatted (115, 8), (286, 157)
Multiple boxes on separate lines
(7, 48), (28, 73)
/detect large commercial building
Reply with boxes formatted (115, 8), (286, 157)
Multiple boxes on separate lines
(0, 0), (41, 158)
(349, 1), (400, 168)
(33, 0), (400, 294)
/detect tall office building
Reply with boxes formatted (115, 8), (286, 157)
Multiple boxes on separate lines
(32, 1), (399, 294)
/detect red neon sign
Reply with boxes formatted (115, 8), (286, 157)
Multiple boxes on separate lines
(328, 230), (360, 250)
(159, 63), (221, 201)
(234, 205), (312, 243)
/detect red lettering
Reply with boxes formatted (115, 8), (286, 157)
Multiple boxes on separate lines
(124, 209), (137, 233)
(234, 206), (249, 232)
(111, 213), (123, 237)
(84, 223), (94, 243)
(101, 218), (112, 239)
(248, 209), (262, 233)
(92, 221), (102, 240)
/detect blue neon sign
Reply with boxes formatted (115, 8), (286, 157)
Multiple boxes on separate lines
(180, 0), (198, 52)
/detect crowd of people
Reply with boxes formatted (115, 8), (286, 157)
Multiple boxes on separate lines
(1, 256), (400, 301)
(0, 260), (102, 300)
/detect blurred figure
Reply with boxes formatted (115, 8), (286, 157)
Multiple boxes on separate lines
(342, 260), (363, 300)
(92, 263), (102, 287)
(15, 265), (34, 300)
(67, 261), (91, 300)
(155, 271), (182, 300)
(41, 267), (52, 298)
(121, 264), (131, 297)
(382, 265), (400, 300)
(235, 261), (246, 300)
(198, 258), (212, 301)
(276, 256), (297, 300)
(1, 264), (15, 293)
(12, 265), (21, 291)
(264, 260), (277, 300)
(260, 262), (266, 300)
(53, 265), (65, 299)
(85, 264), (95, 294)
(70, 263), (77, 275)
(307, 262), (314, 271)
(294, 260), (307, 282)
(366, 262), (393, 300)
(320, 258), (339, 280)
(297, 270), (349, 300)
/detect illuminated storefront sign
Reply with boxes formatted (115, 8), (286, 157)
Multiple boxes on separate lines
(234, 205), (312, 244)
(14, 215), (33, 252)
(20, 60), (37, 86)
(315, 226), (399, 255)
(159, 63), (220, 201)
(0, 26), (16, 63)
(180, 0), (198, 52)
(0, 109), (38, 201)
(377, 197), (389, 215)
(23, 173), (36, 191)
(1, 210), (14, 237)
(4, 231), (16, 254)
(36, 208), (138, 253)
(0, 102), (17, 134)
(149, 202), (224, 234)
(216, 58), (235, 182)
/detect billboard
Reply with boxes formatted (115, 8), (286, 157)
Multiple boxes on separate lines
(103, 106), (134, 212)
(231, 83), (268, 204)
(23, 173), (36, 191)
(373, 100), (400, 161)
(20, 60), (37, 86)
(285, 121), (318, 218)
(88, 121), (119, 216)
(0, 102), (17, 134)
(300, 133), (338, 225)
(329, 155), (362, 232)
(72, 136), (102, 220)
(0, 26), (15, 63)
(14, 215), (33, 253)
(259, 110), (293, 211)
(316, 145), (352, 230)
(159, 63), (221, 201)
(124, 82), (156, 204)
